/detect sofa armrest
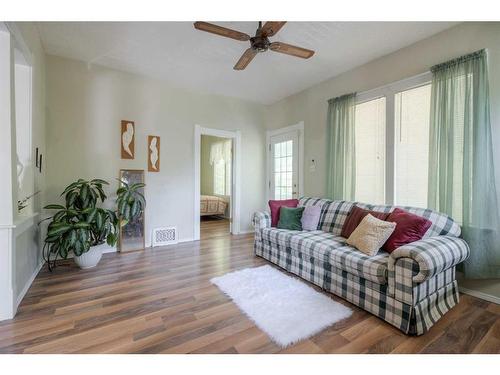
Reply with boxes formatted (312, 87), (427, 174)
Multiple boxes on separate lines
(388, 236), (470, 284)
(252, 211), (271, 231)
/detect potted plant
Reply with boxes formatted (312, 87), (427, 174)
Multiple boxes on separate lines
(42, 178), (145, 270)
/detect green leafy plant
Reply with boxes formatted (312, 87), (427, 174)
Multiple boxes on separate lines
(42, 178), (145, 271)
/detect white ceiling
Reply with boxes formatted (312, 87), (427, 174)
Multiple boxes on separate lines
(36, 22), (457, 104)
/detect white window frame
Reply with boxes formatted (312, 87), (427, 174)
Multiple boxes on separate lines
(355, 72), (432, 205)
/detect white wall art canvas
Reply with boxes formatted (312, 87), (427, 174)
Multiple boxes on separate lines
(148, 135), (160, 172)
(121, 120), (135, 159)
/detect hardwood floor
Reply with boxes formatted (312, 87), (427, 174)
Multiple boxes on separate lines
(0, 230), (499, 354)
(200, 216), (230, 240)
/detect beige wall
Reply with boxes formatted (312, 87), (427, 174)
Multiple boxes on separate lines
(265, 22), (500, 199)
(45, 55), (266, 243)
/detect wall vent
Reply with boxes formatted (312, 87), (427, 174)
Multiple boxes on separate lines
(152, 227), (178, 247)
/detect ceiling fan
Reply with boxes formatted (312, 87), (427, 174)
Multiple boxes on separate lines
(193, 21), (315, 70)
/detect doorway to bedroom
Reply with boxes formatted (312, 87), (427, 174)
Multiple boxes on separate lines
(194, 125), (241, 241)
(200, 134), (232, 239)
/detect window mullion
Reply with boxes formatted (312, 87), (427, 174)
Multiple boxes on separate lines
(385, 89), (396, 205)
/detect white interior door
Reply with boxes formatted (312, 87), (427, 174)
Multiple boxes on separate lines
(269, 131), (299, 200)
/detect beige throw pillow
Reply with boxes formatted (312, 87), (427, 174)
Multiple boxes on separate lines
(346, 214), (396, 256)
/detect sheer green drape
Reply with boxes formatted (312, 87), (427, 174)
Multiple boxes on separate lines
(428, 49), (500, 278)
(326, 93), (356, 200)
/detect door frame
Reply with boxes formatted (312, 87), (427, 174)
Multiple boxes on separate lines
(266, 121), (304, 201)
(194, 125), (241, 241)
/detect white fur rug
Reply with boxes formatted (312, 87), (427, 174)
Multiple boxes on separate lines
(210, 265), (352, 348)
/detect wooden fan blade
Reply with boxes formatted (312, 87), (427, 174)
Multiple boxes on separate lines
(269, 42), (315, 59)
(194, 22), (250, 41)
(234, 48), (258, 70)
(261, 21), (287, 37)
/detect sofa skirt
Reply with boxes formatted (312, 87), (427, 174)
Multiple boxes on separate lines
(255, 239), (459, 335)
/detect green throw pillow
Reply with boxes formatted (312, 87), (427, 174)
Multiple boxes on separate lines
(277, 206), (305, 231)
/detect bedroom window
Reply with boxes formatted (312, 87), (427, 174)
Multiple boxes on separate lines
(214, 159), (226, 195)
(211, 139), (232, 196)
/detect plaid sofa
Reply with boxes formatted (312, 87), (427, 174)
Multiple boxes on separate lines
(252, 197), (470, 335)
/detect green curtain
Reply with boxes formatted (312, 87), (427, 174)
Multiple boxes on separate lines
(428, 49), (500, 278)
(326, 93), (356, 200)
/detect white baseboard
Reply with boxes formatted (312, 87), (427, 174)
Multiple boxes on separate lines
(15, 260), (44, 311)
(459, 286), (500, 305)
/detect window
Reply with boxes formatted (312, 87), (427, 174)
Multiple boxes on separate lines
(213, 159), (226, 195)
(351, 73), (433, 207)
(211, 139), (232, 196)
(354, 97), (386, 204)
(273, 140), (294, 200)
(395, 84), (431, 208)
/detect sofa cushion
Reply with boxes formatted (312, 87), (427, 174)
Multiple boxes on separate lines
(346, 214), (396, 256)
(341, 205), (390, 238)
(269, 199), (298, 227)
(383, 208), (432, 253)
(301, 205), (322, 230)
(278, 206), (304, 230)
(296, 233), (389, 284)
(260, 227), (389, 284)
(298, 197), (354, 234)
(260, 227), (297, 249)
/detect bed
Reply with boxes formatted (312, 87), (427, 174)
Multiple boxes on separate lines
(200, 195), (228, 216)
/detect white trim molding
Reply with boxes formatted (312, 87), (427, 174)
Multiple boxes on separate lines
(0, 227), (15, 320)
(194, 125), (241, 241)
(4, 22), (33, 66)
(15, 260), (44, 310)
(459, 286), (500, 305)
(266, 121), (305, 201)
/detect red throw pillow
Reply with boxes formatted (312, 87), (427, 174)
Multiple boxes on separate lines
(383, 208), (432, 253)
(341, 205), (390, 238)
(269, 199), (299, 227)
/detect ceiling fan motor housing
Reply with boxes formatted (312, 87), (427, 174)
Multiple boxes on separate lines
(250, 36), (271, 52)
